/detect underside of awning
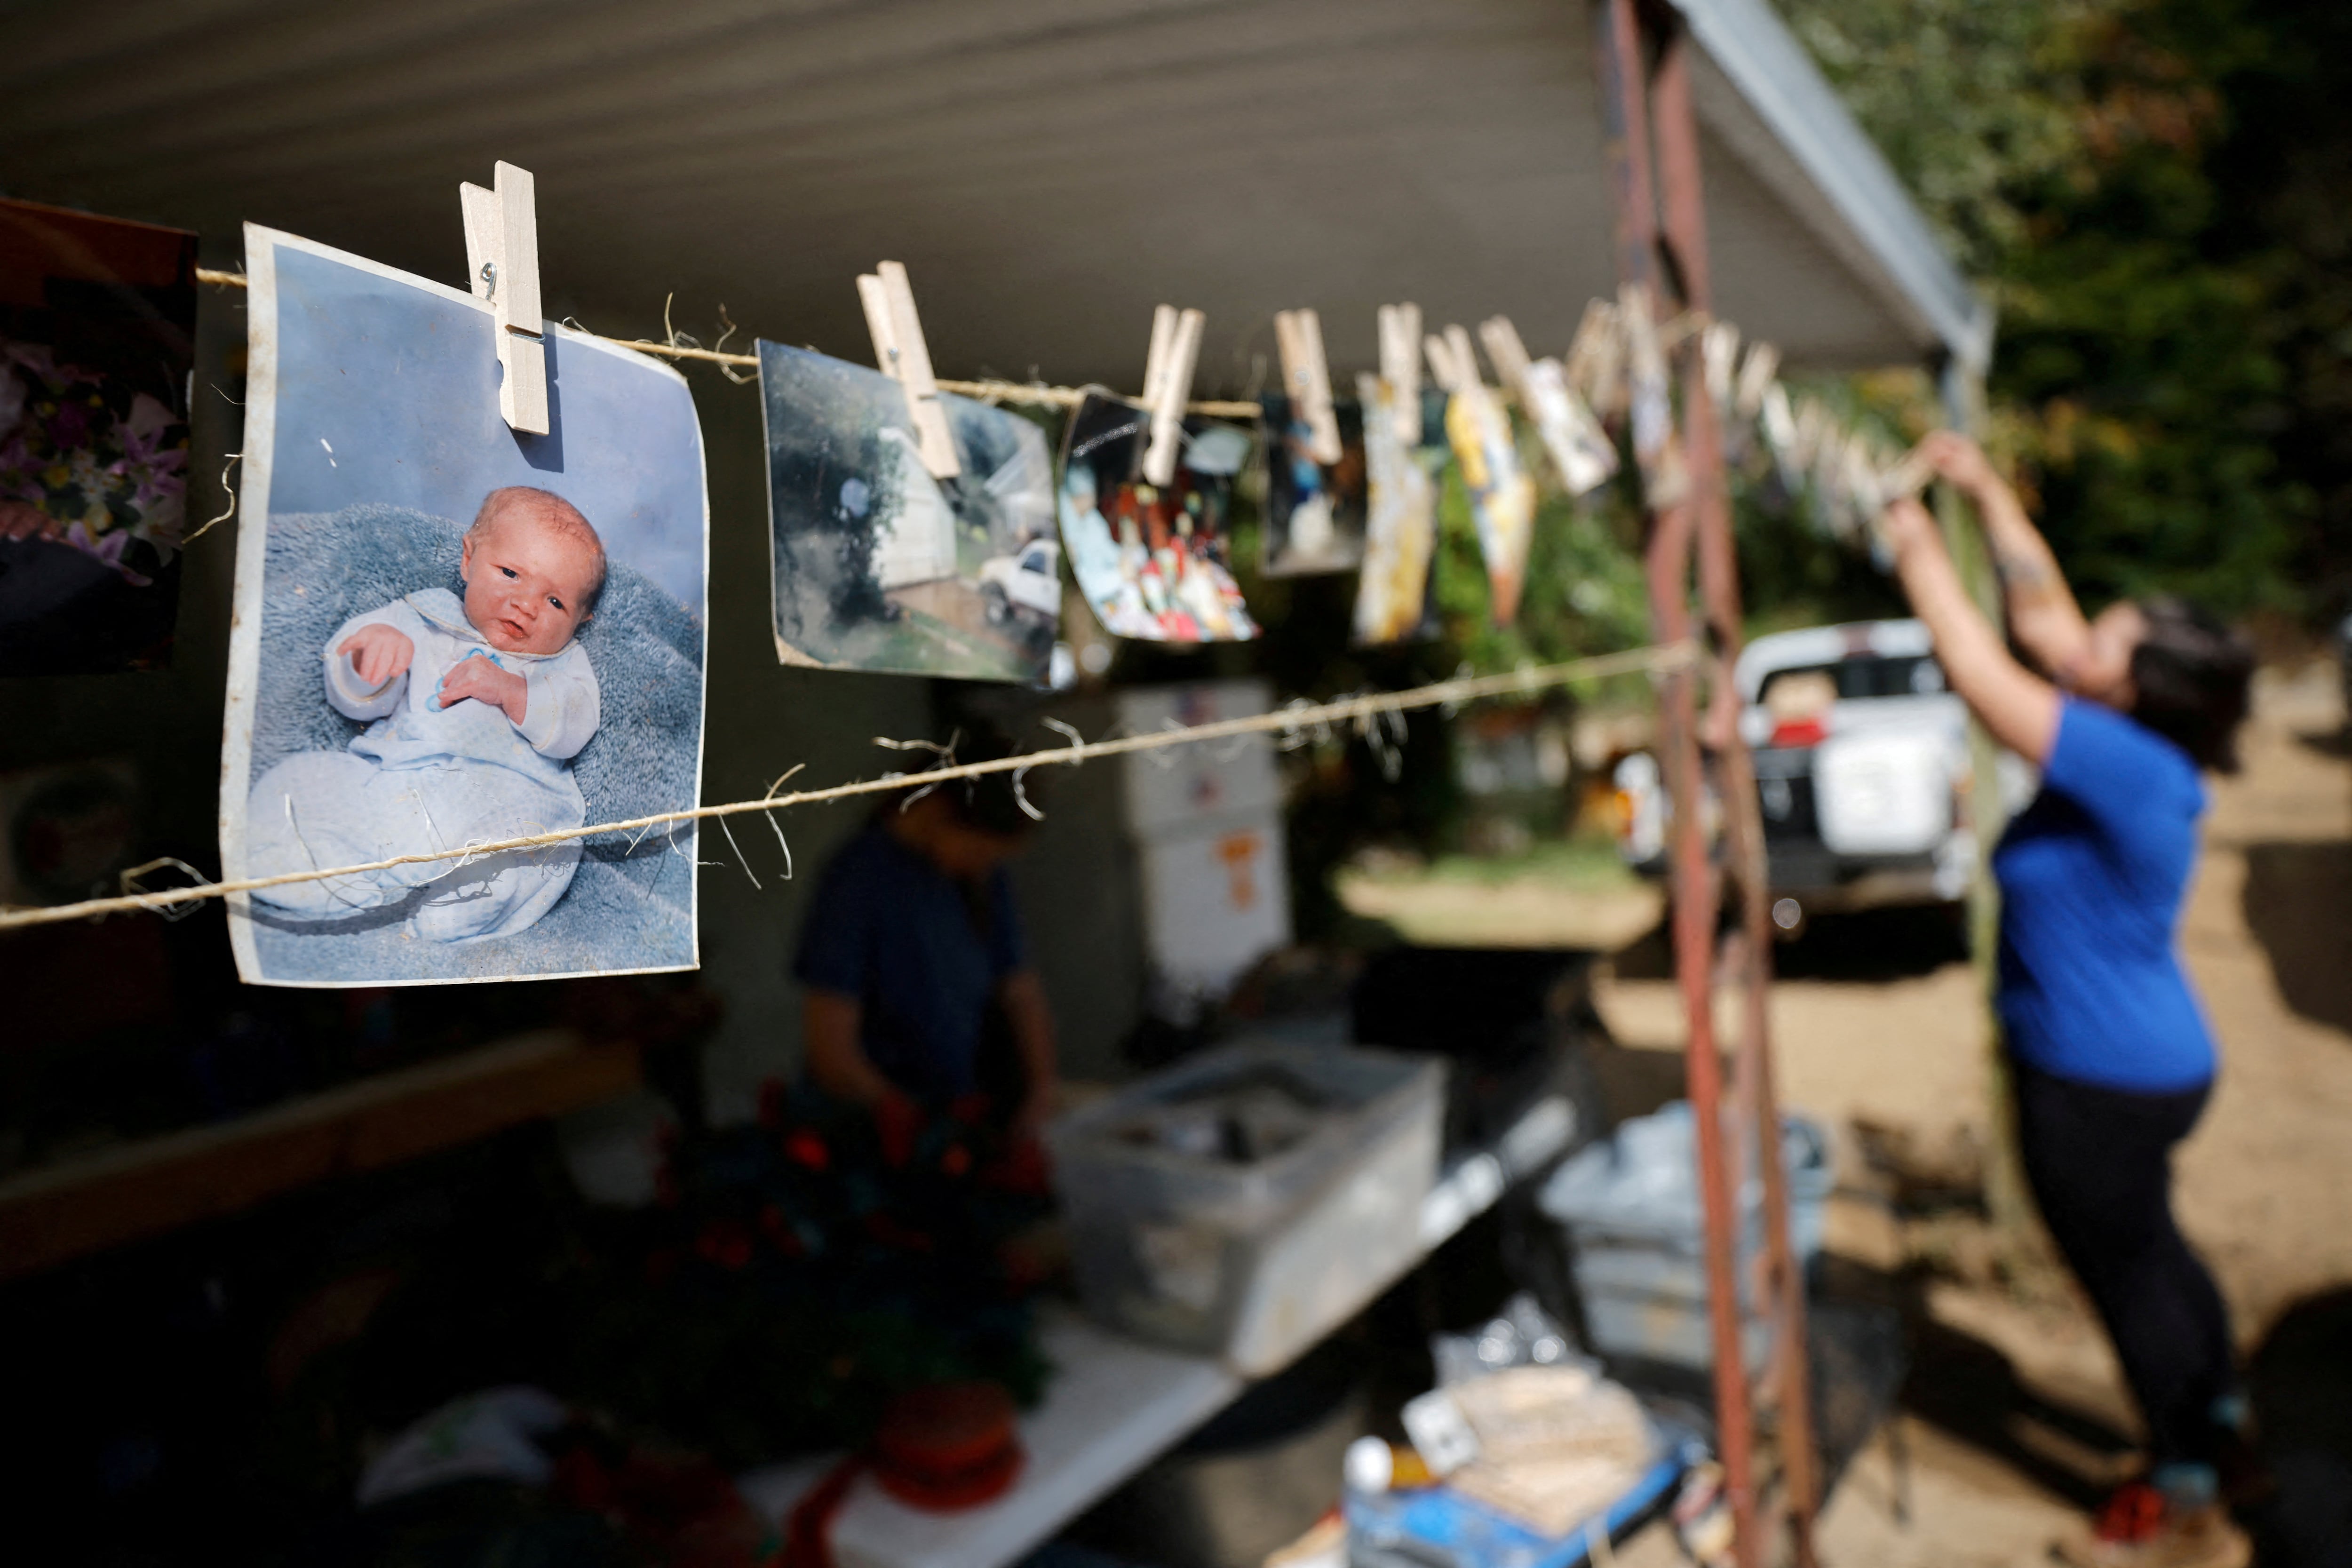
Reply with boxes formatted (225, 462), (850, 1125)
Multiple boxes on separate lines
(0, 0), (1984, 388)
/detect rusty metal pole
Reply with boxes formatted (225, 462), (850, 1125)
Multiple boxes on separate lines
(1591, 4), (1760, 1563)
(1651, 29), (1822, 1565)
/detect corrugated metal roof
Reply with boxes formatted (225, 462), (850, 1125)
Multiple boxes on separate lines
(0, 0), (1972, 385)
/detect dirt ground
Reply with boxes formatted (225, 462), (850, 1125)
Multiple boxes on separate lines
(1588, 661), (2352, 1564)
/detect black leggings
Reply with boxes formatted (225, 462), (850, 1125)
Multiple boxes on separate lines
(2014, 1062), (2236, 1467)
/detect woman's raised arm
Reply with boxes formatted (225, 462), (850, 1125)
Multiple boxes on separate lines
(1882, 496), (2061, 766)
(1913, 432), (2093, 683)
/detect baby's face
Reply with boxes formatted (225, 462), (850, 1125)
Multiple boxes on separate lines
(460, 509), (598, 656)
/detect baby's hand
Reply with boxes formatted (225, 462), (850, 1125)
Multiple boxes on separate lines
(339, 623), (415, 690)
(437, 652), (528, 725)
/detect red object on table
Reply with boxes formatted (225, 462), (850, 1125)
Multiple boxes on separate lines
(781, 1383), (1024, 1568)
(872, 1383), (1024, 1510)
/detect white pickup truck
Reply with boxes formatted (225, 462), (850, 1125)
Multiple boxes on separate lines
(979, 536), (1063, 628)
(1615, 619), (2029, 928)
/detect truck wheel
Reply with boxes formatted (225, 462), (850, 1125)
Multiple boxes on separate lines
(982, 583), (1010, 625)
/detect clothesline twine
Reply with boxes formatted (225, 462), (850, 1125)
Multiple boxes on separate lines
(0, 642), (1695, 934)
(192, 267), (1265, 418)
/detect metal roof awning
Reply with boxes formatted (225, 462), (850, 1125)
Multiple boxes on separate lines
(0, 0), (1985, 387)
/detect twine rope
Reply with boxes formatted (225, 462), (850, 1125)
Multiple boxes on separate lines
(193, 267), (1263, 417)
(0, 643), (1694, 933)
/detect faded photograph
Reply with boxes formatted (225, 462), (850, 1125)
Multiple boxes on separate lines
(1444, 384), (1537, 627)
(1058, 390), (1258, 643)
(1259, 392), (1366, 577)
(222, 227), (708, 987)
(0, 198), (197, 675)
(760, 343), (1059, 683)
(1352, 378), (1448, 646)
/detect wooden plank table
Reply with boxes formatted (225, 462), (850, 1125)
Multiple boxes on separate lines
(0, 1028), (638, 1280)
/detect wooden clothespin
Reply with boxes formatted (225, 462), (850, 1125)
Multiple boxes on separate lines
(1427, 325), (1509, 442)
(1620, 285), (1665, 389)
(1565, 298), (1625, 418)
(1482, 314), (1616, 497)
(1733, 341), (1781, 422)
(1422, 326), (1494, 414)
(1140, 304), (1205, 486)
(1446, 324), (1483, 393)
(1477, 316), (1538, 406)
(459, 161), (548, 435)
(1619, 285), (1689, 508)
(1701, 321), (1740, 409)
(1377, 303), (1423, 444)
(857, 261), (960, 479)
(1272, 309), (1343, 465)
(1761, 381), (1799, 485)
(1422, 330), (1463, 396)
(1141, 304), (1177, 413)
(1790, 396), (1829, 471)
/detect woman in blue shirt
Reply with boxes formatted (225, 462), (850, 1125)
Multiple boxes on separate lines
(1884, 434), (2256, 1568)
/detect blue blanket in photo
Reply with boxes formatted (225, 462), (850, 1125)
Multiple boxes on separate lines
(244, 504), (703, 983)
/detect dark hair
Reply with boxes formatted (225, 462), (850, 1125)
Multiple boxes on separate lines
(2129, 597), (2255, 772)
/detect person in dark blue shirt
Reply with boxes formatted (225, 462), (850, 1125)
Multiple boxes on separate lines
(1885, 434), (2256, 1568)
(794, 738), (1059, 1144)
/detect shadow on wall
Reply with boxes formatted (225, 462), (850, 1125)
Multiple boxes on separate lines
(2240, 840), (2352, 1039)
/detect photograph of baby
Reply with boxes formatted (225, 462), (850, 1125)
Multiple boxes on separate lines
(1057, 390), (1258, 643)
(760, 342), (1059, 683)
(0, 197), (197, 676)
(222, 226), (707, 988)
(1259, 392), (1366, 577)
(1352, 378), (1449, 646)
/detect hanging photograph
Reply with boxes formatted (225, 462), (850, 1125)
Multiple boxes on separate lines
(1518, 358), (1617, 499)
(1444, 384), (1537, 626)
(759, 343), (1059, 682)
(0, 198), (197, 676)
(221, 225), (709, 988)
(1259, 391), (1366, 577)
(1352, 377), (1447, 646)
(1057, 390), (1258, 643)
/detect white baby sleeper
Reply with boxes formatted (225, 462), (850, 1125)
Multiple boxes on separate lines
(246, 588), (600, 943)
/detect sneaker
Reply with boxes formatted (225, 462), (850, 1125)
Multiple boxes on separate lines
(2050, 1481), (2252, 1568)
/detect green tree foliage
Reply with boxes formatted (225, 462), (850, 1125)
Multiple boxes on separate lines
(1781, 0), (2335, 618)
(1434, 455), (1653, 674)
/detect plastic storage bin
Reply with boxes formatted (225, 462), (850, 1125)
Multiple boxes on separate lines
(1537, 1102), (1831, 1373)
(1046, 1038), (1445, 1376)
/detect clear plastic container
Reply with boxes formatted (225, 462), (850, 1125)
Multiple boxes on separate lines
(1537, 1102), (1831, 1372)
(1047, 1038), (1445, 1375)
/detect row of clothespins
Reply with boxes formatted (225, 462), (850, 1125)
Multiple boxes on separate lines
(860, 273), (1933, 558)
(453, 160), (1925, 547)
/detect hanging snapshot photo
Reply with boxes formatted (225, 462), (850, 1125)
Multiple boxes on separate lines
(1443, 382), (1536, 627)
(1057, 390), (1259, 643)
(0, 198), (197, 676)
(1259, 392), (1366, 577)
(759, 343), (1059, 682)
(1518, 357), (1617, 499)
(221, 226), (709, 988)
(1352, 377), (1447, 646)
